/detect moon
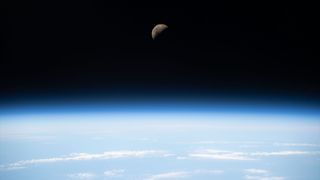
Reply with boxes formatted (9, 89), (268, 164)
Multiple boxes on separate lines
(151, 24), (168, 40)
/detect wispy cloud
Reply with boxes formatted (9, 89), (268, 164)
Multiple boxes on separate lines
(187, 149), (320, 161)
(0, 150), (169, 171)
(104, 169), (125, 177)
(251, 151), (320, 156)
(273, 143), (320, 147)
(68, 173), (95, 179)
(145, 169), (223, 180)
(245, 169), (269, 174)
(193, 169), (224, 174)
(145, 171), (189, 180)
(245, 175), (285, 180)
(244, 168), (284, 180)
(0, 166), (26, 171)
(188, 150), (254, 160)
(191, 141), (264, 145)
(176, 156), (188, 160)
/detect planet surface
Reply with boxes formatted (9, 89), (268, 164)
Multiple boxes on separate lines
(0, 102), (320, 180)
(151, 24), (168, 40)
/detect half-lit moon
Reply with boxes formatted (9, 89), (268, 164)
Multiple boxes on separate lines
(151, 24), (168, 40)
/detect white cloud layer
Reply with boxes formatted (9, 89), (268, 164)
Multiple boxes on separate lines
(146, 171), (189, 180)
(251, 151), (320, 156)
(189, 149), (254, 160)
(245, 175), (285, 180)
(244, 168), (285, 180)
(68, 173), (96, 179)
(0, 150), (169, 170)
(104, 169), (125, 177)
(245, 169), (269, 174)
(273, 143), (320, 147)
(145, 169), (223, 180)
(187, 149), (320, 161)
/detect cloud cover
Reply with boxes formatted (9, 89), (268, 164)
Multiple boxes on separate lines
(68, 173), (96, 179)
(104, 169), (125, 177)
(145, 169), (223, 180)
(187, 149), (320, 161)
(244, 168), (285, 180)
(0, 150), (169, 170)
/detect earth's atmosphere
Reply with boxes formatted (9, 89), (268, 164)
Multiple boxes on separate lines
(1, 105), (320, 180)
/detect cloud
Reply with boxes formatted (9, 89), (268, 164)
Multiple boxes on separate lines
(191, 141), (264, 145)
(176, 156), (188, 160)
(251, 151), (320, 156)
(145, 169), (223, 180)
(145, 171), (189, 180)
(244, 168), (284, 180)
(187, 149), (320, 161)
(68, 173), (95, 179)
(193, 169), (224, 174)
(0, 166), (26, 171)
(104, 169), (125, 177)
(0, 150), (169, 171)
(273, 143), (320, 147)
(245, 175), (285, 180)
(245, 169), (269, 174)
(188, 149), (254, 160)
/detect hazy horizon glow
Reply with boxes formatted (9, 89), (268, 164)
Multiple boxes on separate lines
(1, 102), (319, 179)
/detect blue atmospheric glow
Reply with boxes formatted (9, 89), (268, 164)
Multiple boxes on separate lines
(0, 101), (320, 180)
(1, 99), (320, 116)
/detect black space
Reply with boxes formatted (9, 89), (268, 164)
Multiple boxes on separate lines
(1, 1), (320, 101)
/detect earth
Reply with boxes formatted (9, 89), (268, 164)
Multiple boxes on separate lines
(1, 105), (320, 180)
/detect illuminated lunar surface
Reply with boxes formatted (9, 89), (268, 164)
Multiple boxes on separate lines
(151, 24), (168, 39)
